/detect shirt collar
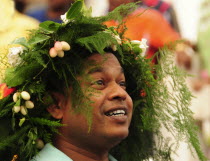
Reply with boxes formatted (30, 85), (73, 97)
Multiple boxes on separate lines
(31, 143), (118, 161)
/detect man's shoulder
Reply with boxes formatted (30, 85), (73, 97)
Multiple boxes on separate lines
(30, 143), (118, 161)
(108, 154), (118, 161)
(30, 143), (72, 161)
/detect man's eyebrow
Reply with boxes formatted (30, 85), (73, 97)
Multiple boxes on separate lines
(88, 66), (124, 74)
(88, 67), (104, 74)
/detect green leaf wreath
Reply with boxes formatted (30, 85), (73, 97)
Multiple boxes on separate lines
(0, 0), (206, 161)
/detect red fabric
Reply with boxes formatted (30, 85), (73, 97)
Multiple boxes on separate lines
(143, 0), (159, 6)
(0, 83), (16, 99)
(159, 2), (170, 13)
(143, 0), (171, 13)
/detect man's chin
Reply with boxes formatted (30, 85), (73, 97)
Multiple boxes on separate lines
(107, 130), (129, 146)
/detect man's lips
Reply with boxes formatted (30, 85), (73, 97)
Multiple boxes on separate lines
(104, 107), (128, 117)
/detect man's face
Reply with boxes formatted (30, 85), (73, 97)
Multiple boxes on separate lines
(60, 53), (133, 151)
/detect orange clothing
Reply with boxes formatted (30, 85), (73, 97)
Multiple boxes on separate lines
(105, 8), (180, 61)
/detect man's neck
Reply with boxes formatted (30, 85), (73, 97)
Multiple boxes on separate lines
(54, 136), (110, 161)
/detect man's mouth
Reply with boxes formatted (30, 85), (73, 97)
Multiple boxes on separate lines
(105, 109), (127, 116)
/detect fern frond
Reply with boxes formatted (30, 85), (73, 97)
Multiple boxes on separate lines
(0, 125), (30, 150)
(30, 117), (63, 127)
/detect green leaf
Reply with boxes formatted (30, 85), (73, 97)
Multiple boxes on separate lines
(30, 117), (64, 127)
(0, 125), (30, 150)
(5, 63), (42, 87)
(39, 21), (60, 32)
(28, 34), (50, 45)
(0, 96), (11, 109)
(66, 0), (83, 20)
(76, 31), (117, 53)
(0, 101), (14, 118)
(11, 37), (29, 48)
(15, 99), (21, 106)
(29, 50), (47, 67)
(27, 128), (37, 140)
(19, 117), (26, 127)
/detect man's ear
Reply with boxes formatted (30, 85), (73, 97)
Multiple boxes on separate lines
(47, 92), (66, 119)
(47, 104), (63, 119)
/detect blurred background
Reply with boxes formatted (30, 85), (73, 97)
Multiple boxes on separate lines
(2, 0), (210, 160)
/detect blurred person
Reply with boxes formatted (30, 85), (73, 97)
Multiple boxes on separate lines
(26, 0), (74, 23)
(0, 0), (39, 82)
(105, 0), (183, 65)
(86, 0), (179, 34)
(105, 1), (201, 160)
(14, 0), (27, 13)
(141, 0), (180, 33)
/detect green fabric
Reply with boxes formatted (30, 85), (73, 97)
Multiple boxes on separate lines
(30, 143), (117, 161)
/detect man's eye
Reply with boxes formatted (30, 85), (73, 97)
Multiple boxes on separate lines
(95, 80), (104, 85)
(119, 81), (126, 88)
(91, 80), (105, 86)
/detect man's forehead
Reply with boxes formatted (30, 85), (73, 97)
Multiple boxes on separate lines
(87, 53), (119, 64)
(86, 53), (123, 74)
(87, 66), (124, 75)
(87, 53), (111, 61)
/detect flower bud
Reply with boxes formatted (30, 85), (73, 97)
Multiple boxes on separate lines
(36, 139), (45, 149)
(57, 50), (64, 58)
(13, 92), (20, 102)
(111, 45), (117, 51)
(54, 41), (63, 51)
(13, 106), (21, 113)
(49, 47), (57, 58)
(25, 100), (34, 109)
(21, 91), (30, 100)
(20, 106), (27, 115)
(114, 35), (121, 44)
(61, 41), (71, 51)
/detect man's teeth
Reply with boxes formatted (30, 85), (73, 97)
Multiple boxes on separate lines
(106, 110), (126, 116)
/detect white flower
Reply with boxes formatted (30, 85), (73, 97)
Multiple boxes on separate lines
(7, 47), (23, 66)
(104, 29), (122, 45)
(111, 34), (121, 51)
(113, 34), (122, 44)
(60, 13), (69, 24)
(131, 38), (149, 56)
(139, 38), (149, 53)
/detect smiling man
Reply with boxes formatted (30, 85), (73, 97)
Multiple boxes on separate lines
(38, 53), (133, 161)
(0, 1), (204, 161)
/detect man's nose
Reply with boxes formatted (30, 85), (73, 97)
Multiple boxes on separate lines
(107, 82), (127, 101)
